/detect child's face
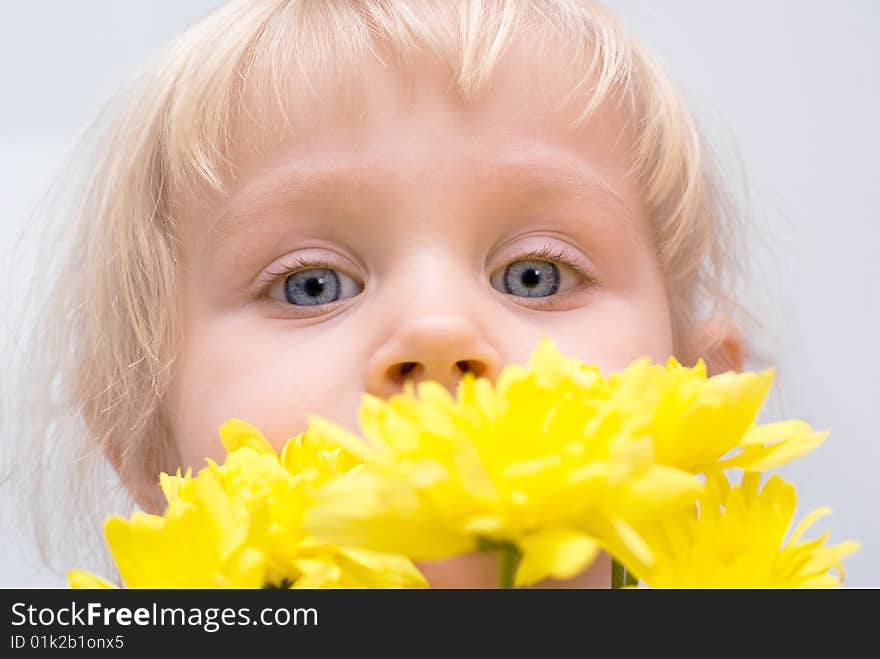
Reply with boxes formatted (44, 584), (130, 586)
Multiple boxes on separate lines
(168, 41), (674, 479)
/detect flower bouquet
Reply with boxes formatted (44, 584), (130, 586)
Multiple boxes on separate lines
(69, 338), (858, 589)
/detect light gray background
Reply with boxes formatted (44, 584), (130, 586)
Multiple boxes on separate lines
(1, 1), (877, 586)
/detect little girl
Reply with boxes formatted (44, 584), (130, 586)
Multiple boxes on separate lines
(4, 0), (752, 587)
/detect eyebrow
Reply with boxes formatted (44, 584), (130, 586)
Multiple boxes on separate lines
(210, 151), (636, 244)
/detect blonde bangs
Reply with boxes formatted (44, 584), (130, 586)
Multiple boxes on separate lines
(145, 0), (644, 199)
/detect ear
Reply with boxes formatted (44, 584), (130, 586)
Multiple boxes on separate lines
(686, 316), (744, 376)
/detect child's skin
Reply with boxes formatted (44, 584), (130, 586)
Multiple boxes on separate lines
(158, 33), (736, 587)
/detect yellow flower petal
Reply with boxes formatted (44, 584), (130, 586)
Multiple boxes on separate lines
(67, 570), (117, 589)
(515, 529), (600, 587)
(307, 415), (390, 465)
(333, 547), (428, 588)
(789, 507), (832, 543)
(219, 418), (276, 455)
(609, 517), (653, 568)
(739, 420), (814, 445)
(305, 470), (474, 559)
(722, 430), (828, 472)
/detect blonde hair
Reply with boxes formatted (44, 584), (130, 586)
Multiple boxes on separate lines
(2, 0), (753, 581)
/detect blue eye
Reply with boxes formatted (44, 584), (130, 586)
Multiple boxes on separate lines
(285, 268), (339, 305)
(500, 259), (560, 297)
(267, 266), (362, 307)
(490, 244), (592, 302)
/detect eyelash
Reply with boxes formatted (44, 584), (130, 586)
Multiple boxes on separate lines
(511, 244), (598, 288)
(261, 255), (339, 291)
(258, 243), (598, 303)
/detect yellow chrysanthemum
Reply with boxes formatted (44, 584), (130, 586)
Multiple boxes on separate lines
(304, 338), (703, 587)
(69, 421), (426, 589)
(69, 339), (846, 590)
(622, 471), (860, 588)
(610, 357), (827, 475)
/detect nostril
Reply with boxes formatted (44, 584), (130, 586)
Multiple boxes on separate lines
(389, 361), (423, 385)
(457, 360), (486, 377)
(389, 360), (485, 387)
(399, 362), (419, 377)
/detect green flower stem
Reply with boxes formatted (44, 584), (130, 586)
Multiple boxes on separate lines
(611, 558), (638, 589)
(476, 537), (522, 588)
(498, 544), (522, 589)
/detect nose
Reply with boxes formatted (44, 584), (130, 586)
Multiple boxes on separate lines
(365, 315), (502, 399)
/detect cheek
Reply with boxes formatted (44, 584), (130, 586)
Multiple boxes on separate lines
(166, 315), (368, 470)
(521, 285), (675, 374)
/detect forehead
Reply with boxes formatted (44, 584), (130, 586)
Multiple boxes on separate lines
(225, 26), (637, 187)
(171, 22), (647, 259)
